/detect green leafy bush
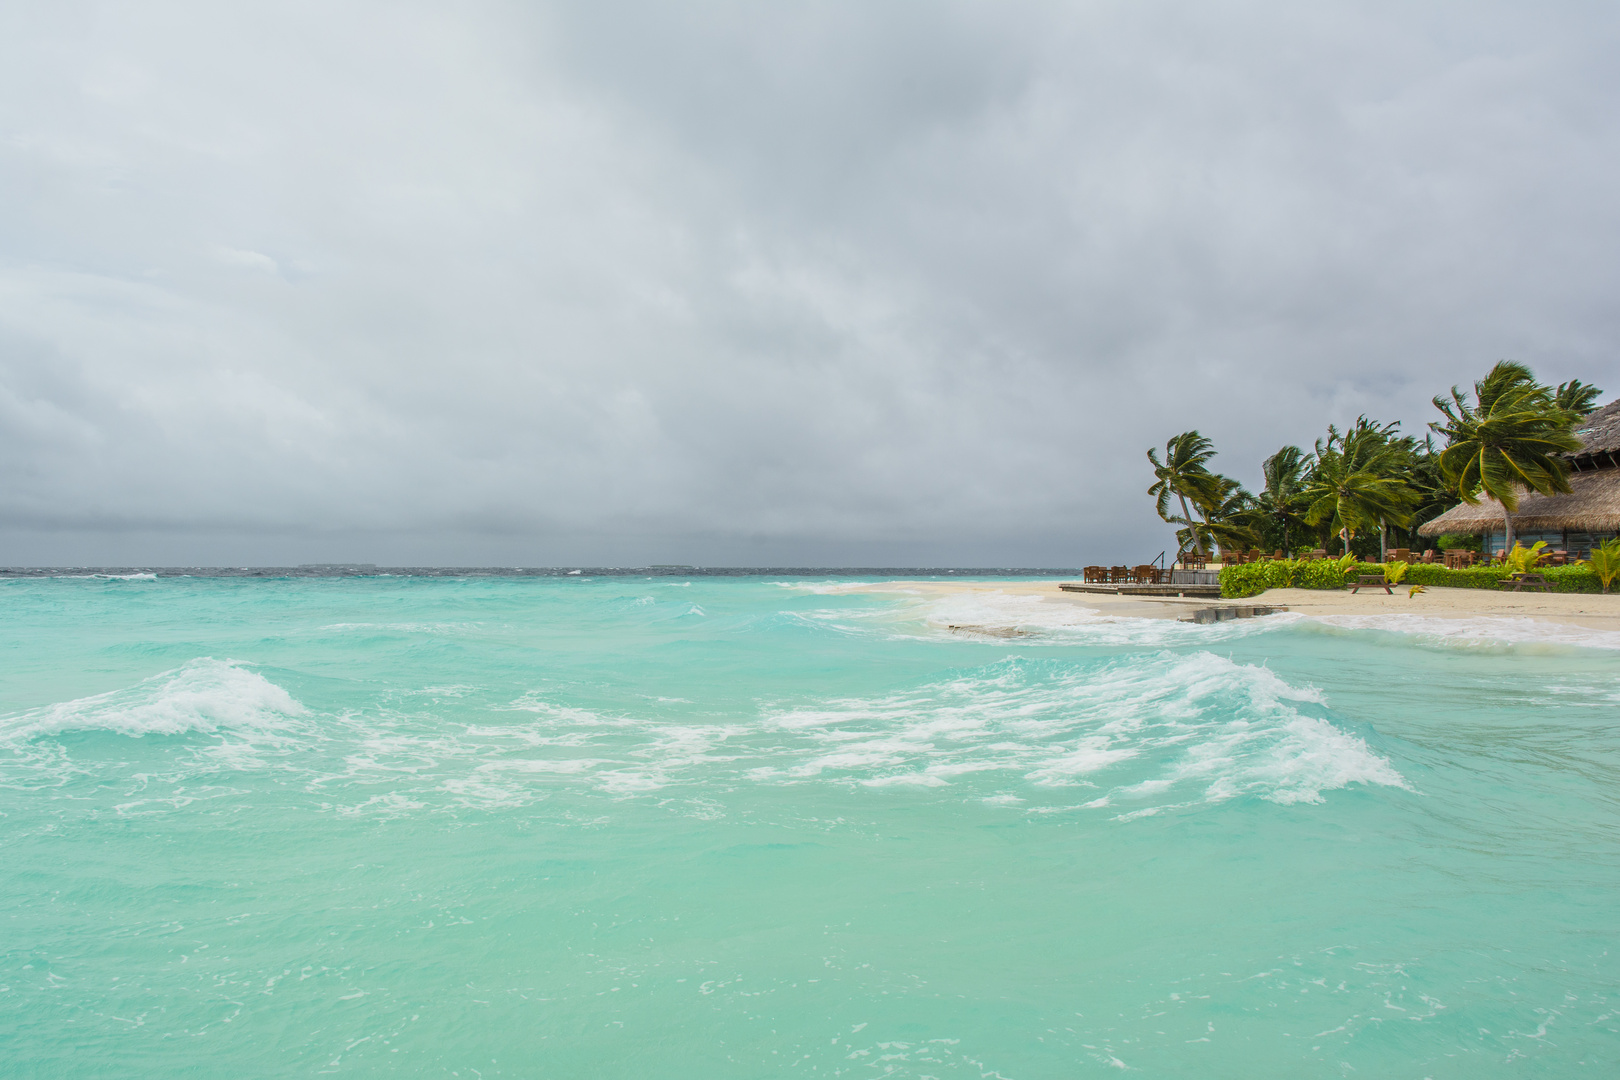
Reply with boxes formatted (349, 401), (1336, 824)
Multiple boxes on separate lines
(1220, 558), (1604, 598)
(1293, 560), (1352, 590)
(1405, 563), (1601, 592)
(1220, 558), (1346, 597)
(1436, 533), (1481, 553)
(1218, 561), (1295, 597)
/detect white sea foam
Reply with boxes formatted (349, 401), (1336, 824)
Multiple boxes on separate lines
(876, 589), (1289, 648)
(0, 658), (306, 745)
(753, 651), (1403, 812)
(0, 642), (1402, 822)
(57, 572), (159, 581)
(1305, 613), (1620, 651)
(874, 588), (1620, 655)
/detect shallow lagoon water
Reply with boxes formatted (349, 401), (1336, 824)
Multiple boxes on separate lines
(2, 574), (1617, 1077)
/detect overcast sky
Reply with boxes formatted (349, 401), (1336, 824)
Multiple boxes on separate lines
(2, 1), (1617, 566)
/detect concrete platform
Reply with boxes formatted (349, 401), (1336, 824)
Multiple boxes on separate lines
(1178, 605), (1289, 624)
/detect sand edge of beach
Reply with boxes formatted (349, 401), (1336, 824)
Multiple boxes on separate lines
(842, 579), (1620, 633)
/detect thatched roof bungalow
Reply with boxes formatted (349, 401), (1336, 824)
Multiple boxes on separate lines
(1418, 399), (1620, 555)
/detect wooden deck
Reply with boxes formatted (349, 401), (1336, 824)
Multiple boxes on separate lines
(1060, 583), (1222, 599)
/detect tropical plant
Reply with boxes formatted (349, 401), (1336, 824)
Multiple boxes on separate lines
(1147, 432), (1221, 558)
(1382, 561), (1409, 585)
(1587, 538), (1620, 594)
(1255, 445), (1311, 554)
(1302, 424), (1419, 555)
(1502, 541), (1548, 574)
(1556, 379), (1604, 418)
(1196, 475), (1263, 555)
(1431, 361), (1583, 550)
(1396, 434), (1453, 549)
(1435, 532), (1481, 553)
(1408, 584), (1428, 598)
(1335, 552), (1360, 574)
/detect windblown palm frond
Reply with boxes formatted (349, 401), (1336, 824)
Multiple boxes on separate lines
(1147, 431), (1223, 556)
(1430, 362), (1581, 510)
(1301, 443), (1418, 547)
(1555, 379), (1603, 418)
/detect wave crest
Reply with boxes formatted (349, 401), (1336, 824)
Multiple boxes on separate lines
(1, 658), (307, 744)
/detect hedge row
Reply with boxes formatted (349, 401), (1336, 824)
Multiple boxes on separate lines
(1218, 559), (1604, 598)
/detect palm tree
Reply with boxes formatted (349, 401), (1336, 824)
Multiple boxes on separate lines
(1430, 361), (1583, 550)
(1199, 475), (1262, 554)
(1147, 432), (1221, 558)
(1555, 379), (1603, 418)
(1255, 445), (1310, 555)
(1301, 430), (1418, 554)
(1401, 435), (1453, 548)
(1311, 418), (1416, 559)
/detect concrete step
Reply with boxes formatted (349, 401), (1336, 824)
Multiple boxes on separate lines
(1178, 605), (1288, 624)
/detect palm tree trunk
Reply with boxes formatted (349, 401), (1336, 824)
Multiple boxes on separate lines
(1177, 493), (1206, 557)
(1502, 509), (1515, 557)
(1379, 518), (1387, 562)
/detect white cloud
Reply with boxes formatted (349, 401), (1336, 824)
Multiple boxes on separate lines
(0, 0), (1616, 564)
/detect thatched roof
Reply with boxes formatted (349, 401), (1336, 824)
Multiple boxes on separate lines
(1418, 466), (1620, 536)
(1571, 399), (1620, 462)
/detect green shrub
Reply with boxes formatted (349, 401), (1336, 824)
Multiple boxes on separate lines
(1529, 564), (1600, 593)
(1436, 533), (1482, 552)
(1219, 558), (1344, 597)
(1292, 559), (1350, 590)
(1403, 565), (1509, 590)
(1220, 559), (1604, 598)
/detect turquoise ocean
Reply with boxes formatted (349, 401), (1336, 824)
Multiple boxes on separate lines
(2, 571), (1618, 1078)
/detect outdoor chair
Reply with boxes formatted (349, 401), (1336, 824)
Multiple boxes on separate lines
(1421, 549), (1436, 563)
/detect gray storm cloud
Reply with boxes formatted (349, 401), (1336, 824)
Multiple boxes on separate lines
(1, 0), (1617, 565)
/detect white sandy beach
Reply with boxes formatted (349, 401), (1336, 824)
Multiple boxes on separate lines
(845, 579), (1620, 634)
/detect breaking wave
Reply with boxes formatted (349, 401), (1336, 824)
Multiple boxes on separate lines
(0, 651), (1402, 820)
(0, 658), (306, 745)
(750, 652), (1404, 811)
